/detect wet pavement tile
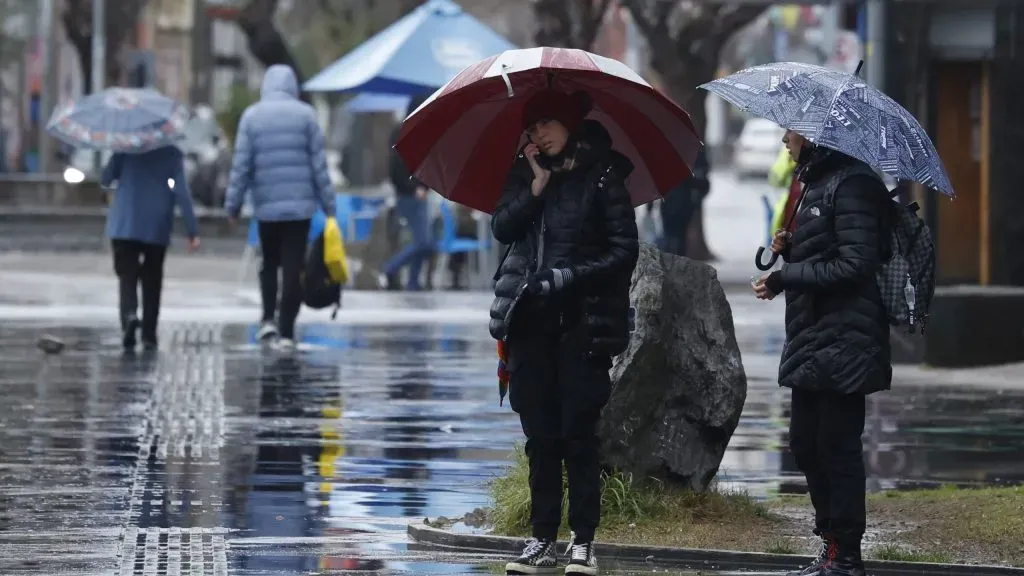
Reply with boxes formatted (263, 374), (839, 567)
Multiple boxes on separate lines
(1, 319), (1023, 574)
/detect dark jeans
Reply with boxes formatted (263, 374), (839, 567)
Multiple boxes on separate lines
(383, 194), (433, 289)
(660, 191), (694, 257)
(789, 388), (867, 536)
(111, 239), (167, 342)
(507, 321), (612, 543)
(259, 219), (310, 339)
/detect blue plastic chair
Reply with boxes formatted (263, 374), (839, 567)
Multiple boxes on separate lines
(433, 201), (491, 289)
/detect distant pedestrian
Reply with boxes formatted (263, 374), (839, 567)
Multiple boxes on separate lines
(754, 131), (892, 576)
(225, 64), (336, 350)
(490, 89), (639, 576)
(101, 146), (201, 351)
(660, 146), (708, 257)
(380, 92), (434, 291)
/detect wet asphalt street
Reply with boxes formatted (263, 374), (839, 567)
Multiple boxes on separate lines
(2, 279), (1024, 575)
(4, 171), (1024, 576)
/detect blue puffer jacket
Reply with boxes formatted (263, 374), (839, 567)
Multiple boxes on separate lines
(224, 64), (335, 221)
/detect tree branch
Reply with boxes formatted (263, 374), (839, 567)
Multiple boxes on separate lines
(621, 0), (673, 55)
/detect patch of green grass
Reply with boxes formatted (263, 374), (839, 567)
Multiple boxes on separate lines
(490, 444), (774, 543)
(489, 446), (1024, 567)
(490, 444), (666, 536)
(764, 539), (798, 555)
(872, 544), (953, 564)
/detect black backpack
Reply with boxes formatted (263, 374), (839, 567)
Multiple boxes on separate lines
(303, 233), (342, 319)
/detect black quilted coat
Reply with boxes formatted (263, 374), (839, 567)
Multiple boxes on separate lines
(777, 151), (893, 395)
(488, 120), (639, 357)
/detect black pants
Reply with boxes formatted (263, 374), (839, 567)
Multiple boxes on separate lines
(258, 219), (310, 339)
(789, 388), (867, 536)
(660, 191), (694, 257)
(112, 239), (167, 341)
(507, 322), (612, 543)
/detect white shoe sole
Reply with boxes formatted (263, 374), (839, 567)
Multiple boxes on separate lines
(564, 564), (598, 575)
(505, 562), (558, 575)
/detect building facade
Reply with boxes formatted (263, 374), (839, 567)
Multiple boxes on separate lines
(882, 0), (1024, 287)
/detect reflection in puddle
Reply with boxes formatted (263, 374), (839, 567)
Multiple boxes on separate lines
(1, 320), (1023, 574)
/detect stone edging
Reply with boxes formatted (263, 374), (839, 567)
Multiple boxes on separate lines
(408, 521), (1024, 576)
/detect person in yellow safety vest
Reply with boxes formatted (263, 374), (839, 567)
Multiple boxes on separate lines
(767, 146), (801, 233)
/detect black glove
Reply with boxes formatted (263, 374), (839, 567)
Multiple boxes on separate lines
(527, 268), (575, 295)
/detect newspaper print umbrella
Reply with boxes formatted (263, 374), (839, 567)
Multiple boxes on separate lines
(394, 47), (702, 213)
(47, 87), (189, 154)
(700, 61), (955, 197)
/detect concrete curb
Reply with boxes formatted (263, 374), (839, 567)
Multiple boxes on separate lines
(408, 521), (1024, 576)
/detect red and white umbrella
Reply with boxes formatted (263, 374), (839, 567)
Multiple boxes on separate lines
(395, 47), (702, 214)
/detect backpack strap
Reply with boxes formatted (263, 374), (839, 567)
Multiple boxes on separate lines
(822, 164), (881, 208)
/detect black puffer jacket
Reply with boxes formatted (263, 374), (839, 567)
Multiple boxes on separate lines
(776, 151), (892, 395)
(489, 120), (639, 357)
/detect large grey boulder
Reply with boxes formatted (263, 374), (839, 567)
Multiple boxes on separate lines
(599, 243), (747, 491)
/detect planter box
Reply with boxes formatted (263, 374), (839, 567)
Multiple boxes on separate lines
(924, 285), (1024, 367)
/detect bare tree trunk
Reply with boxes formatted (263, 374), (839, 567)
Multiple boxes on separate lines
(622, 0), (763, 261)
(533, 0), (612, 50)
(62, 0), (145, 94)
(238, 0), (310, 102)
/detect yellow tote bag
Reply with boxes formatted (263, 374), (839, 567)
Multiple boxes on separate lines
(322, 217), (349, 285)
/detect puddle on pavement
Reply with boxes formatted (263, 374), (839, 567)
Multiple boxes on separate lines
(1, 320), (1023, 575)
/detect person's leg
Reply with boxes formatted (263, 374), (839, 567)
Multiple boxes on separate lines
(138, 242), (167, 348)
(403, 197), (433, 290)
(789, 388), (831, 530)
(277, 219), (311, 341)
(819, 392), (867, 574)
(258, 221), (283, 335)
(111, 239), (142, 348)
(381, 196), (419, 279)
(505, 329), (562, 574)
(557, 325), (611, 575)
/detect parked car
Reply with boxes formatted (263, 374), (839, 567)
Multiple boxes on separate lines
(734, 118), (785, 179)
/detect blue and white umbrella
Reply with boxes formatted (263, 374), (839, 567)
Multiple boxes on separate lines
(47, 87), (188, 154)
(303, 0), (516, 95)
(700, 62), (955, 197)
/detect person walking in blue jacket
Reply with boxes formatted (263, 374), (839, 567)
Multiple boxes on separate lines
(224, 64), (335, 350)
(102, 145), (201, 351)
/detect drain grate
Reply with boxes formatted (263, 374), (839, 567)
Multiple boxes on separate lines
(119, 527), (228, 576)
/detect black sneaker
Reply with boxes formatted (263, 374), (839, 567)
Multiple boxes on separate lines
(564, 533), (598, 575)
(787, 532), (835, 576)
(506, 538), (557, 575)
(142, 338), (158, 352)
(822, 535), (864, 576)
(122, 315), (140, 349)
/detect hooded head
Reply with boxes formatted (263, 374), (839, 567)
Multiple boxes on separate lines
(261, 64), (299, 100)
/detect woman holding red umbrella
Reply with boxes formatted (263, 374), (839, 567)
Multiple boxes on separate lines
(394, 47), (702, 576)
(492, 89), (638, 575)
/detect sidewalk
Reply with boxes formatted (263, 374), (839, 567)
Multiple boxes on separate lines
(704, 170), (776, 287)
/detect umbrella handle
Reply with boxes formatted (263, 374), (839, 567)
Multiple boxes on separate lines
(755, 246), (779, 271)
(500, 64), (514, 98)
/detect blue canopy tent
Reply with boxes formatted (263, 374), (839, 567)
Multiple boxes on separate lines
(302, 0), (516, 95)
(344, 93), (411, 114)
